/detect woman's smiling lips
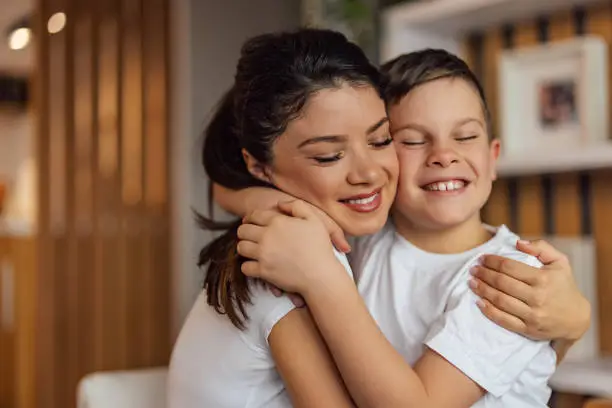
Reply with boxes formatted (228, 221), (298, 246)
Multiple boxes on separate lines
(340, 189), (383, 212)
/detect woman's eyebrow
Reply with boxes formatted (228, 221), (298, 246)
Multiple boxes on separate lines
(298, 135), (346, 149)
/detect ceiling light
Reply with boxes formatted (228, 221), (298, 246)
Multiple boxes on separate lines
(8, 28), (31, 51)
(48, 12), (67, 34)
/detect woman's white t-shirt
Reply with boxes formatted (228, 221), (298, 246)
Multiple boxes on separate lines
(167, 251), (352, 408)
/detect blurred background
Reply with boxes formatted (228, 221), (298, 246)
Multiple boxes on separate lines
(0, 0), (611, 408)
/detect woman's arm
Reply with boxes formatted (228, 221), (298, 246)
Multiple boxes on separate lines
(270, 308), (355, 408)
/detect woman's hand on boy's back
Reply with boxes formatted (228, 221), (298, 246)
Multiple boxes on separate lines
(469, 239), (590, 343)
(237, 200), (348, 295)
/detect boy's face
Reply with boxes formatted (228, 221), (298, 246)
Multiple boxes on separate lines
(388, 77), (500, 232)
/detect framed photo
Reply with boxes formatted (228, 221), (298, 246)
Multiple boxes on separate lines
(498, 36), (609, 157)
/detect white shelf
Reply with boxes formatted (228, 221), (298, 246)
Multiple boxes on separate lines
(496, 143), (612, 176)
(383, 0), (605, 36)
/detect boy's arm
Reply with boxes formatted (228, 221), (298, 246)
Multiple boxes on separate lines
(213, 183), (292, 216)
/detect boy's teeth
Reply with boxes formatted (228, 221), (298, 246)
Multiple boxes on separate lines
(425, 180), (465, 191)
(347, 193), (378, 204)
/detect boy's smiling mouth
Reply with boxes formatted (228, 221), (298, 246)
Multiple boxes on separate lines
(421, 179), (470, 192)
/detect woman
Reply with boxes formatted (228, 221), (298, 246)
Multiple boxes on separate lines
(169, 29), (588, 408)
(168, 28), (396, 408)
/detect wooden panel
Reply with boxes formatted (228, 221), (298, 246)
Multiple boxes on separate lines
(35, 0), (172, 406)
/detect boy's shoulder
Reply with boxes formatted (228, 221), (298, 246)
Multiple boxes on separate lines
(484, 224), (543, 269)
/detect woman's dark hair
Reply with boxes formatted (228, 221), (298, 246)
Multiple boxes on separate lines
(198, 28), (382, 329)
(380, 48), (493, 139)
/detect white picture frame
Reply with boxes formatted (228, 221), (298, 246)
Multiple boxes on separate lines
(498, 36), (609, 157)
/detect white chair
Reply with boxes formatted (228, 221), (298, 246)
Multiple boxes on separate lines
(77, 367), (168, 408)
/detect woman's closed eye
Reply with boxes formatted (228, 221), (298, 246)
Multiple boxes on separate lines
(311, 151), (344, 164)
(370, 136), (393, 148)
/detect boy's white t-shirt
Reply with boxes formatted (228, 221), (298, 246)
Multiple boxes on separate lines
(351, 222), (557, 407)
(167, 250), (352, 408)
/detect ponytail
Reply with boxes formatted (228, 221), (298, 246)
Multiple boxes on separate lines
(196, 87), (263, 330)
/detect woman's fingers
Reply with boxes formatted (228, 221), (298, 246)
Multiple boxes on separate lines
(237, 224), (264, 243)
(479, 255), (539, 285)
(237, 241), (259, 261)
(476, 299), (532, 338)
(470, 276), (532, 320)
(277, 200), (317, 220)
(277, 200), (351, 253)
(516, 239), (570, 266)
(241, 260), (261, 278)
(243, 209), (285, 226)
(470, 265), (533, 304)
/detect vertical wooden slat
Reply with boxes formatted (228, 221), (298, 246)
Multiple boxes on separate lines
(35, 0), (54, 404)
(73, 0), (97, 384)
(97, 0), (123, 372)
(483, 24), (511, 228)
(121, 0), (145, 366)
(0, 238), (14, 408)
(509, 21), (545, 237)
(145, 0), (171, 364)
(592, 171), (612, 355)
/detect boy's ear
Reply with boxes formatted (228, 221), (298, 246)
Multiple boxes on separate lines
(242, 149), (272, 183)
(489, 138), (501, 181)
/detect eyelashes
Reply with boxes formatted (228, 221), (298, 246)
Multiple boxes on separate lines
(311, 136), (393, 164)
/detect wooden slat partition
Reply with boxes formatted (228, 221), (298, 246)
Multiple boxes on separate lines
(35, 0), (171, 406)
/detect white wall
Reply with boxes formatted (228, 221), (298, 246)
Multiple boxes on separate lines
(170, 0), (301, 338)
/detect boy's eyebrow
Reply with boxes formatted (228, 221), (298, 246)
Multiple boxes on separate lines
(390, 123), (426, 134)
(391, 118), (484, 134)
(454, 117), (484, 128)
(298, 117), (389, 148)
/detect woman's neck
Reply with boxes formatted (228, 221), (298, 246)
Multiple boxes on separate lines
(392, 212), (492, 255)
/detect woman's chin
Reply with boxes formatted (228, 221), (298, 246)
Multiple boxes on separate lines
(338, 215), (388, 238)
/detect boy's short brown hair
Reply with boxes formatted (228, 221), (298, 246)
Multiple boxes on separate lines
(381, 49), (493, 140)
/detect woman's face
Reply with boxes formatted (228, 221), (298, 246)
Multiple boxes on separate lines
(264, 84), (399, 236)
